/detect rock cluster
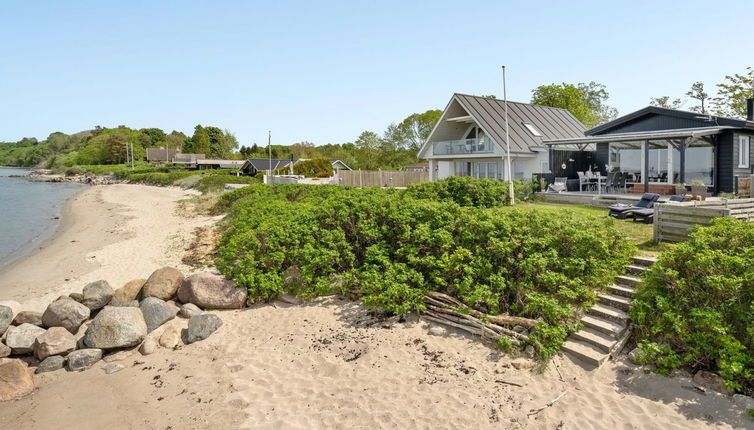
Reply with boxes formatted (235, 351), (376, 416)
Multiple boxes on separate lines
(0, 267), (240, 401)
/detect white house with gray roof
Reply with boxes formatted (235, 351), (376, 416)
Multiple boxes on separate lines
(417, 93), (586, 181)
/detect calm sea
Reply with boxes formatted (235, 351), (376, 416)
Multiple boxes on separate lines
(0, 168), (86, 270)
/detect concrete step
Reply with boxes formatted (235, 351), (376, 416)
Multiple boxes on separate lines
(615, 274), (641, 287)
(589, 303), (630, 324)
(597, 293), (632, 311)
(607, 284), (636, 298)
(581, 315), (626, 338)
(562, 339), (608, 367)
(570, 327), (617, 354)
(632, 256), (657, 267)
(626, 264), (648, 275)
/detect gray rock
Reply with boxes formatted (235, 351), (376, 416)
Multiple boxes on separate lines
(186, 314), (223, 344)
(428, 326), (446, 336)
(110, 279), (146, 306)
(511, 358), (534, 370)
(36, 355), (66, 373)
(67, 348), (103, 371)
(139, 337), (157, 355)
(41, 298), (91, 334)
(101, 362), (124, 374)
(165, 300), (180, 315)
(81, 280), (114, 311)
(178, 303), (202, 319)
(139, 297), (176, 333)
(69, 292), (84, 303)
(0, 305), (13, 335)
(177, 272), (246, 309)
(5, 324), (47, 355)
(84, 307), (147, 350)
(524, 345), (536, 359)
(0, 300), (21, 319)
(278, 294), (304, 305)
(693, 370), (734, 395)
(627, 347), (641, 365)
(102, 349), (135, 363)
(142, 267), (184, 300)
(13, 311), (43, 327)
(33, 327), (76, 360)
(0, 342), (10, 358)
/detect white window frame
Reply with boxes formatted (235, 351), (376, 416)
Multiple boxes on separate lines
(738, 136), (750, 169)
(522, 123), (542, 137)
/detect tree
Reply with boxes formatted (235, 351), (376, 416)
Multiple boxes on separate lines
(165, 131), (187, 153)
(289, 141), (316, 157)
(187, 125), (211, 155)
(650, 96), (684, 110)
(138, 128), (166, 147)
(712, 67), (754, 119)
(686, 81), (709, 114)
(530, 82), (617, 128)
(389, 110), (442, 152)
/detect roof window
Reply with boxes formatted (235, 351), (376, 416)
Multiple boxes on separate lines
(522, 123), (542, 137)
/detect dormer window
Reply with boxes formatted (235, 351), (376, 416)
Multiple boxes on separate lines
(523, 123), (542, 137)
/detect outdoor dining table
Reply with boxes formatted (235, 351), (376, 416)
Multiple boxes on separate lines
(589, 175), (608, 194)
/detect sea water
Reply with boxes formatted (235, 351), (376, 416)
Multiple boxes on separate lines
(0, 168), (86, 270)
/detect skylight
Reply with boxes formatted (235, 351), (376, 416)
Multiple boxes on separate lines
(523, 123), (542, 137)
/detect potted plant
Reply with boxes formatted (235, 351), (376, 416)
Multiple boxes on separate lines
(674, 183), (687, 196)
(690, 180), (708, 199)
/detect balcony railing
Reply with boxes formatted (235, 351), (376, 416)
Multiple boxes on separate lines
(432, 137), (494, 156)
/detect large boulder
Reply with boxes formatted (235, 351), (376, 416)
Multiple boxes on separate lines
(693, 370), (734, 396)
(178, 303), (201, 319)
(0, 301), (20, 319)
(67, 348), (102, 371)
(13, 311), (43, 327)
(5, 324), (46, 355)
(0, 359), (35, 401)
(41, 298), (91, 334)
(186, 314), (223, 344)
(81, 280), (114, 311)
(33, 327), (76, 360)
(36, 355), (65, 373)
(142, 267), (184, 300)
(159, 325), (182, 349)
(0, 305), (13, 335)
(139, 297), (176, 333)
(84, 307), (147, 350)
(110, 279), (146, 307)
(177, 272), (246, 309)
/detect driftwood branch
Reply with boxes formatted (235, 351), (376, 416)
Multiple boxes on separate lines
(425, 291), (539, 328)
(527, 391), (568, 416)
(495, 379), (523, 387)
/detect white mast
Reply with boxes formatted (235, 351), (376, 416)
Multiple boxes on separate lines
(502, 65), (514, 204)
(268, 130), (272, 178)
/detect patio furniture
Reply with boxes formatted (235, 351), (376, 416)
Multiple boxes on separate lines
(577, 172), (593, 192)
(547, 177), (568, 193)
(629, 195), (689, 224)
(605, 172), (617, 193)
(607, 193), (660, 219)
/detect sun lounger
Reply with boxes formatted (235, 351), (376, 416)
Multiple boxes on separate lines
(607, 193), (660, 219)
(628, 195), (689, 224)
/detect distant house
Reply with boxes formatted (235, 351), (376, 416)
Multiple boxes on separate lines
(544, 99), (754, 194)
(241, 158), (298, 176)
(418, 93), (586, 181)
(195, 159), (245, 170)
(146, 148), (178, 162)
(172, 153), (205, 165)
(330, 159), (352, 170)
(404, 162), (429, 172)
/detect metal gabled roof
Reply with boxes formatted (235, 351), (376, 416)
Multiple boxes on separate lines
(586, 106), (753, 136)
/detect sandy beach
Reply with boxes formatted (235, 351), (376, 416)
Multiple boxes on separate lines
(1, 184), (752, 429)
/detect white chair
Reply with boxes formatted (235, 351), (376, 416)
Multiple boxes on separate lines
(577, 172), (592, 192)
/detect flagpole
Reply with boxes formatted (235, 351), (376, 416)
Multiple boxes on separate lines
(502, 65), (514, 204)
(268, 130), (272, 179)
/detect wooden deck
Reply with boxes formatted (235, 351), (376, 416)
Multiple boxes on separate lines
(537, 191), (670, 208)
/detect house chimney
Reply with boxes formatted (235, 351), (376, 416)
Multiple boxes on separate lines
(747, 98), (754, 121)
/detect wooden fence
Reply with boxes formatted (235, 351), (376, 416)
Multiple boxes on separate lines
(338, 170), (428, 188)
(653, 198), (754, 242)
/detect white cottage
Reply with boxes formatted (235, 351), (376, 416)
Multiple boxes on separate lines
(418, 93), (586, 181)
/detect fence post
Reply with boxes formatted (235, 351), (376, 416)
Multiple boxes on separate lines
(359, 169), (363, 187)
(653, 205), (660, 242)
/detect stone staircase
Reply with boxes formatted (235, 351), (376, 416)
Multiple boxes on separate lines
(561, 256), (656, 368)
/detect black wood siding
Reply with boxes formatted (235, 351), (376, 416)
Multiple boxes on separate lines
(596, 114), (715, 135)
(717, 131), (734, 193)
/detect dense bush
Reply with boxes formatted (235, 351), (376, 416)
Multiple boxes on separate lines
(293, 158), (334, 177)
(193, 174), (259, 193)
(215, 181), (635, 358)
(631, 218), (754, 394)
(406, 176), (536, 207)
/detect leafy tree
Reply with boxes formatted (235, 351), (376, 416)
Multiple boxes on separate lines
(165, 131), (187, 153)
(650, 96), (684, 110)
(289, 141), (316, 157)
(531, 82), (617, 128)
(138, 128), (166, 147)
(187, 125), (211, 155)
(388, 110), (442, 152)
(686, 81), (709, 114)
(712, 66), (754, 119)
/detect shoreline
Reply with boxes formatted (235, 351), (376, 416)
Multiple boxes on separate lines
(0, 183), (217, 311)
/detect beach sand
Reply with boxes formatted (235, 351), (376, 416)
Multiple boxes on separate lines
(0, 184), (752, 429)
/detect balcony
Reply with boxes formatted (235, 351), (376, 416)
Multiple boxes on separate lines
(432, 137), (494, 156)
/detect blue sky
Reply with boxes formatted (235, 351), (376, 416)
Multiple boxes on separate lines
(1, 1), (752, 147)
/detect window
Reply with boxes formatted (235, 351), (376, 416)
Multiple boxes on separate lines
(522, 123), (542, 137)
(739, 136), (751, 169)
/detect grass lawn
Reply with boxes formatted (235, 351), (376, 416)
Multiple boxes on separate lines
(509, 201), (669, 256)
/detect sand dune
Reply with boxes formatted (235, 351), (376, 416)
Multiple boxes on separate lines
(1, 184), (752, 429)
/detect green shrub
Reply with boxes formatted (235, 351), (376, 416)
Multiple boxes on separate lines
(406, 176), (536, 207)
(215, 182), (635, 358)
(293, 158), (334, 177)
(193, 174), (259, 193)
(631, 217), (754, 394)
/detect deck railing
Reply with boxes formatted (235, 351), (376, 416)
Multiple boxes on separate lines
(432, 138), (493, 156)
(653, 198), (754, 242)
